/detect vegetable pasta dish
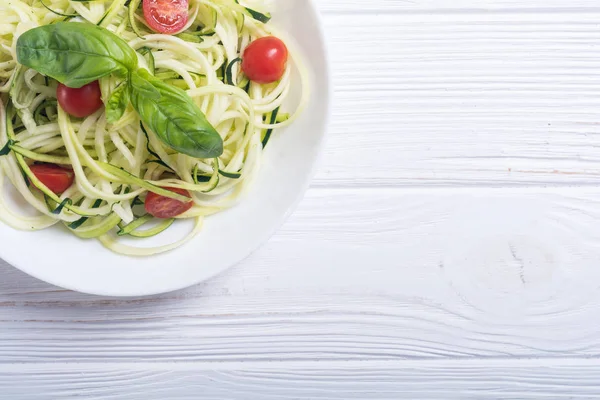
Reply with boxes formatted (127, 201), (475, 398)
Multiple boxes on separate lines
(0, 0), (307, 256)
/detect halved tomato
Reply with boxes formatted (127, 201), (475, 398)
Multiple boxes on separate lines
(145, 187), (193, 218)
(30, 164), (75, 195)
(143, 0), (189, 34)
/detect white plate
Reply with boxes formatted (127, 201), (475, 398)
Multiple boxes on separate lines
(0, 0), (330, 296)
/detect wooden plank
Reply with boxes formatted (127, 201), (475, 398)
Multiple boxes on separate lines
(312, 11), (600, 186)
(2, 359), (600, 399)
(2, 188), (600, 361)
(317, 0), (600, 13)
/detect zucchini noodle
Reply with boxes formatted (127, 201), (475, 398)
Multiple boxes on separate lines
(0, 0), (308, 255)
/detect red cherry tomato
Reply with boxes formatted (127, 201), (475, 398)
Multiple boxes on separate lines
(241, 36), (288, 84)
(57, 81), (103, 119)
(29, 164), (75, 195)
(145, 187), (193, 218)
(143, 0), (189, 34)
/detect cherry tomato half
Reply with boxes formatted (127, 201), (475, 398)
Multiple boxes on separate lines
(30, 164), (75, 195)
(143, 0), (189, 34)
(241, 36), (288, 84)
(57, 81), (103, 119)
(145, 187), (193, 219)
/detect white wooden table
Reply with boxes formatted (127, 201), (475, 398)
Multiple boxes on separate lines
(3, 0), (600, 398)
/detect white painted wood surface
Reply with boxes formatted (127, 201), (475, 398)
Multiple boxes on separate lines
(3, 0), (600, 397)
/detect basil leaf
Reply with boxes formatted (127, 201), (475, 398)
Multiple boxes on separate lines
(129, 69), (223, 159)
(16, 22), (138, 88)
(130, 70), (160, 100)
(105, 83), (130, 123)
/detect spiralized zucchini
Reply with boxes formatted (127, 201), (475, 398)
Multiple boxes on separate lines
(0, 0), (308, 256)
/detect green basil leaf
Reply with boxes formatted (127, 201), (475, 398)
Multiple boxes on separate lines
(16, 22), (138, 88)
(130, 70), (160, 100)
(105, 83), (130, 123)
(129, 69), (223, 159)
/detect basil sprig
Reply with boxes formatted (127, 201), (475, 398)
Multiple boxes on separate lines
(16, 22), (223, 159)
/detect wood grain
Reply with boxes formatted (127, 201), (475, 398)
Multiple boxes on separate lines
(315, 9), (600, 186)
(2, 188), (600, 362)
(3, 0), (600, 396)
(318, 0), (600, 13)
(2, 360), (600, 399)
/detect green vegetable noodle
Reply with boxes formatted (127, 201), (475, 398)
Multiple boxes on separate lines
(17, 22), (223, 159)
(0, 0), (309, 256)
